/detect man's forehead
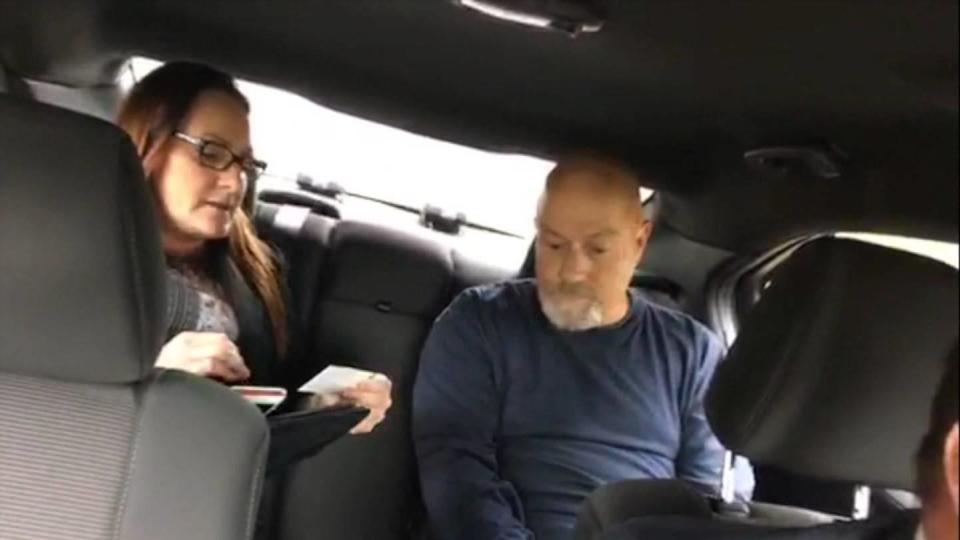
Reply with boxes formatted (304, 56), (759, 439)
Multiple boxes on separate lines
(544, 170), (643, 214)
(538, 215), (625, 240)
(540, 186), (641, 222)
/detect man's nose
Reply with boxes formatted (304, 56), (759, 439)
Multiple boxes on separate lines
(559, 247), (591, 282)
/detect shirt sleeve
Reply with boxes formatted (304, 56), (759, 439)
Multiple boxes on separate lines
(413, 292), (535, 540)
(675, 329), (729, 496)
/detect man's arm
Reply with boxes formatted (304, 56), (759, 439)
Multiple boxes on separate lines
(676, 331), (754, 499)
(414, 292), (535, 540)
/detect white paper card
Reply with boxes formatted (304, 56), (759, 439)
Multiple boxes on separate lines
(298, 365), (378, 396)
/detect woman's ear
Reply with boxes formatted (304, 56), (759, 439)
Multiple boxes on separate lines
(945, 424), (959, 513)
(141, 138), (169, 182)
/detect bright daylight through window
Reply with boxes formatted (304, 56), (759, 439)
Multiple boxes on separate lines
(129, 58), (571, 266)
(838, 233), (959, 269)
(128, 59), (656, 267)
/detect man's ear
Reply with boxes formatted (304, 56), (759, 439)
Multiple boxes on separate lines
(945, 423), (959, 513)
(636, 219), (654, 250)
(630, 219), (655, 271)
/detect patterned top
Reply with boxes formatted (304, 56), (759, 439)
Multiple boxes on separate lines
(166, 262), (240, 342)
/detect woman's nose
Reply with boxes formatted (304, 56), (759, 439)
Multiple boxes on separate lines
(217, 164), (247, 196)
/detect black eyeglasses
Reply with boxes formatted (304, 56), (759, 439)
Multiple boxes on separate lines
(174, 132), (267, 182)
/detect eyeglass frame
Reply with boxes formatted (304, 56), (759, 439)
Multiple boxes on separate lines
(173, 132), (267, 182)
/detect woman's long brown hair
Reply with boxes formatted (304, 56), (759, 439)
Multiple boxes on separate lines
(117, 61), (288, 357)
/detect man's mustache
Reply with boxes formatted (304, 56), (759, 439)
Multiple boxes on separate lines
(547, 282), (597, 299)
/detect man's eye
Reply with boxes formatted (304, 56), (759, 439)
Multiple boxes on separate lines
(590, 247), (609, 256)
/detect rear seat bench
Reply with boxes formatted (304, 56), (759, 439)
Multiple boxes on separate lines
(253, 200), (690, 540)
(255, 202), (514, 540)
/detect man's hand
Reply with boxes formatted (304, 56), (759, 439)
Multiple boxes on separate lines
(156, 332), (251, 383)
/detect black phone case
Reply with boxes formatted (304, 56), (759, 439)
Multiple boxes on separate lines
(265, 405), (368, 476)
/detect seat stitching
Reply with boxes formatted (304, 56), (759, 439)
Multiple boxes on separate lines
(110, 373), (155, 540)
(244, 430), (269, 539)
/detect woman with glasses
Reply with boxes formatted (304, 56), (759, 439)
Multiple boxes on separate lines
(117, 61), (391, 434)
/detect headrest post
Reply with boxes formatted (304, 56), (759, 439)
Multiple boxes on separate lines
(720, 451), (737, 504)
(852, 485), (872, 520)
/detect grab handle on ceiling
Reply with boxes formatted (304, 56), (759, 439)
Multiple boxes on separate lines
(744, 145), (845, 180)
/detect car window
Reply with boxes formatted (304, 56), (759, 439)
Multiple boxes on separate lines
(126, 58), (655, 268)
(836, 233), (959, 269)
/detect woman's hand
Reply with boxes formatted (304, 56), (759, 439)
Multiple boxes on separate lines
(156, 331), (251, 383)
(310, 374), (394, 435)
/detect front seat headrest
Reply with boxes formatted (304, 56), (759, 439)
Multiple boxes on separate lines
(0, 94), (165, 384)
(708, 238), (958, 491)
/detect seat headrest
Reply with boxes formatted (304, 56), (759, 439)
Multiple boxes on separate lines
(323, 221), (454, 318)
(0, 95), (165, 384)
(708, 238), (958, 491)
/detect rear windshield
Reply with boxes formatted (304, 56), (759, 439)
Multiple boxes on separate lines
(129, 58), (552, 242)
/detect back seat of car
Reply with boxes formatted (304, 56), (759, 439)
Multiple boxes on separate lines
(254, 198), (696, 540)
(254, 201), (513, 540)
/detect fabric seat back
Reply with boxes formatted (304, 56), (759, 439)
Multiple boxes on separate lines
(0, 94), (269, 540)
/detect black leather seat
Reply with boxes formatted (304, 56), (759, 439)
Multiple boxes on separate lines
(254, 202), (514, 539)
(573, 238), (959, 539)
(277, 220), (457, 539)
(0, 94), (269, 540)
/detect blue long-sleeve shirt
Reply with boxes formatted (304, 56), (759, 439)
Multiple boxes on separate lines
(414, 281), (737, 540)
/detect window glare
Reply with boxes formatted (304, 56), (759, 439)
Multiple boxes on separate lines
(837, 232), (959, 268)
(130, 58), (553, 239)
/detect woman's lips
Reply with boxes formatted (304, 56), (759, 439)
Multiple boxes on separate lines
(205, 201), (235, 212)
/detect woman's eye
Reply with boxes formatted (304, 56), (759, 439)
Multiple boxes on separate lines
(200, 144), (230, 165)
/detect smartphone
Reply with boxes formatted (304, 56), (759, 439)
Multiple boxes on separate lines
(232, 386), (288, 415)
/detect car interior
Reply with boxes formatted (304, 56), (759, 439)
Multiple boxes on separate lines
(1, 1), (958, 540)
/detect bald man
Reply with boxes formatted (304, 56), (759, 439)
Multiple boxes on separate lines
(414, 155), (740, 540)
